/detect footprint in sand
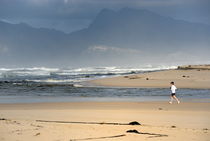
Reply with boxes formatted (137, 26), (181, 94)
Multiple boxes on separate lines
(2, 118), (21, 125)
(31, 124), (43, 128)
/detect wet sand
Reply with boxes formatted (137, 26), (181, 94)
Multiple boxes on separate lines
(90, 69), (210, 89)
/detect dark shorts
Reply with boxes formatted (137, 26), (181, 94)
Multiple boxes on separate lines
(171, 93), (176, 96)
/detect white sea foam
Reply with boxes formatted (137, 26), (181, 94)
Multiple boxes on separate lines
(73, 84), (84, 87)
(26, 79), (78, 83)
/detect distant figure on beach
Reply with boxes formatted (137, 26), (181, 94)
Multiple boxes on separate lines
(169, 82), (180, 104)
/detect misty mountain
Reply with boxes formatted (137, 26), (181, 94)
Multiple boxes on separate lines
(72, 8), (210, 52)
(0, 8), (210, 67)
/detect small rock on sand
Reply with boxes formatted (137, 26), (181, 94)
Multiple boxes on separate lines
(203, 128), (208, 131)
(34, 133), (41, 136)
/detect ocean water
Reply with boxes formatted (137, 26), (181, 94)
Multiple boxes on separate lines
(0, 66), (209, 103)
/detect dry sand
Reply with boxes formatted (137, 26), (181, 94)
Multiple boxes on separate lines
(90, 69), (210, 89)
(0, 102), (210, 141)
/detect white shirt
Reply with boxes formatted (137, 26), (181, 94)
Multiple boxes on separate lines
(171, 85), (177, 93)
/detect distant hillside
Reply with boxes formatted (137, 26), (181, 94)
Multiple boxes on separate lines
(0, 8), (210, 67)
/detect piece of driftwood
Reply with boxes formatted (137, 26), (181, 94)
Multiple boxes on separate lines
(36, 120), (141, 126)
(70, 134), (126, 141)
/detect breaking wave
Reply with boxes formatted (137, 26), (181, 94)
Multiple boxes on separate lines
(0, 65), (177, 83)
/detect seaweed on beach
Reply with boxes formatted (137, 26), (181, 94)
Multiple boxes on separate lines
(126, 129), (168, 138)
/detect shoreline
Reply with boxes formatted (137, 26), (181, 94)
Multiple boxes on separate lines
(0, 96), (210, 104)
(0, 101), (210, 109)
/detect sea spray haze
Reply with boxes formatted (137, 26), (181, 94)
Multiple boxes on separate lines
(0, 8), (210, 67)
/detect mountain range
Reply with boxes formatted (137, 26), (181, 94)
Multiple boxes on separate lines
(0, 8), (210, 67)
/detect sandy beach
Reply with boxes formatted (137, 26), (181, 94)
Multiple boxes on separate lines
(0, 102), (210, 141)
(90, 66), (210, 89)
(1, 65), (210, 141)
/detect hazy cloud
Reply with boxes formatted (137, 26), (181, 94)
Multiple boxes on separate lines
(0, 45), (9, 54)
(88, 45), (142, 54)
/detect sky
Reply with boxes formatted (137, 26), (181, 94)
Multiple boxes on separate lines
(0, 0), (209, 33)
